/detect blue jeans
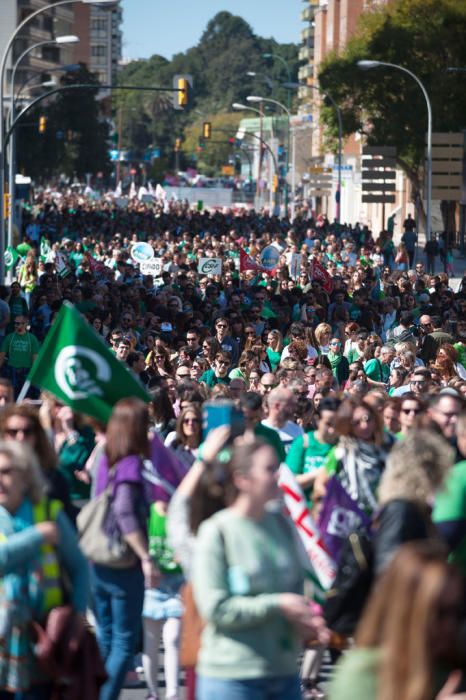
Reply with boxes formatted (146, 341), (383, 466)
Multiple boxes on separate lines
(196, 674), (301, 700)
(91, 564), (144, 700)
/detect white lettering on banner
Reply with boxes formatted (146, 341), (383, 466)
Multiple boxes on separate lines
(198, 257), (222, 276)
(327, 508), (363, 538)
(140, 258), (163, 277)
(55, 345), (111, 400)
(279, 464), (336, 590)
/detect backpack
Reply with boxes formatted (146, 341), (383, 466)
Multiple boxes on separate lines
(323, 530), (374, 636)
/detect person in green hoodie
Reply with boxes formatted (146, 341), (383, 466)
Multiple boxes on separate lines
(329, 542), (464, 700)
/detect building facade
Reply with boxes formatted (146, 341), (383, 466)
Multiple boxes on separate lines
(298, 0), (414, 233)
(1, 0), (75, 100)
(72, 3), (123, 93)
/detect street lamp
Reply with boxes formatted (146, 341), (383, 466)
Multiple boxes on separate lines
(262, 52), (292, 110)
(357, 59), (433, 241)
(284, 80), (343, 223)
(6, 36), (80, 259)
(247, 95), (292, 216)
(0, 0), (119, 284)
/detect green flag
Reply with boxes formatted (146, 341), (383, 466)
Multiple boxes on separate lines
(27, 302), (150, 423)
(4, 246), (18, 271)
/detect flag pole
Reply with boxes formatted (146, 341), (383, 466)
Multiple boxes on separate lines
(16, 380), (31, 404)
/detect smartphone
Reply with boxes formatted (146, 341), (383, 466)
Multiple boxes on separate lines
(202, 400), (245, 440)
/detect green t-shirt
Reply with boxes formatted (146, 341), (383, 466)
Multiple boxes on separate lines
(433, 460), (466, 576)
(148, 505), (182, 575)
(266, 347), (281, 372)
(286, 431), (333, 500)
(454, 343), (466, 370)
(1, 331), (40, 368)
(199, 369), (230, 388)
(346, 347), (362, 364)
(364, 358), (389, 383)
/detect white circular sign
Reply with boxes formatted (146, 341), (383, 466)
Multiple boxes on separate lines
(130, 242), (154, 263)
(55, 345), (111, 400)
(140, 258), (163, 277)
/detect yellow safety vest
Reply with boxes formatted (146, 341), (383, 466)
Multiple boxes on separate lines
(32, 498), (64, 612)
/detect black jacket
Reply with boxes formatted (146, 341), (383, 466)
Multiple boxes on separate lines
(373, 499), (432, 575)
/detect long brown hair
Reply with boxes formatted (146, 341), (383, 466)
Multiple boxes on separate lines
(105, 398), (149, 466)
(334, 397), (384, 445)
(0, 404), (57, 470)
(356, 541), (464, 700)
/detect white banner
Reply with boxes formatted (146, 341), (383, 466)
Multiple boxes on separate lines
(279, 464), (336, 592)
(198, 257), (222, 276)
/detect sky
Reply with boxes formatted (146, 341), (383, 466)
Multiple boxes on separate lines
(121, 0), (303, 61)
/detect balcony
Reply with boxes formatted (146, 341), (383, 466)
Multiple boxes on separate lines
(301, 26), (314, 41)
(301, 5), (315, 21)
(299, 45), (314, 61)
(298, 64), (314, 81)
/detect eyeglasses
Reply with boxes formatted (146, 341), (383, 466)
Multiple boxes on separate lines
(183, 418), (200, 425)
(217, 360), (229, 366)
(177, 372), (191, 378)
(5, 426), (34, 437)
(216, 324), (228, 329)
(261, 383), (276, 390)
(245, 331), (256, 335)
(401, 407), (421, 415)
(351, 415), (372, 425)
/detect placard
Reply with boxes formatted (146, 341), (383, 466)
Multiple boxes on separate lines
(260, 245), (280, 271)
(198, 257), (222, 276)
(140, 258), (163, 277)
(130, 242), (154, 263)
(290, 253), (302, 279)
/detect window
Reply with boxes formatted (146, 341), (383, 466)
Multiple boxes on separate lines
(91, 45), (106, 58)
(91, 19), (107, 31)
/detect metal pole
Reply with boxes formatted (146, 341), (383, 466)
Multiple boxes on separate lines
(290, 126), (297, 221)
(0, 0), (89, 285)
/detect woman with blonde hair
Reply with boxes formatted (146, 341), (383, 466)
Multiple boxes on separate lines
(314, 323), (332, 356)
(329, 541), (465, 700)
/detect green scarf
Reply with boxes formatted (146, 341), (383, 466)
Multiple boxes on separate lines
(327, 351), (343, 378)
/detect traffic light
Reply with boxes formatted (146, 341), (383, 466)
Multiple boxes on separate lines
(173, 74), (193, 110)
(38, 115), (47, 133)
(3, 193), (10, 219)
(175, 138), (182, 152)
(202, 122), (212, 140)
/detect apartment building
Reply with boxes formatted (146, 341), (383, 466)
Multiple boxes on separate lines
(1, 0), (75, 100)
(298, 0), (413, 232)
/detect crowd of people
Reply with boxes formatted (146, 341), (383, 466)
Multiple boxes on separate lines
(0, 191), (465, 700)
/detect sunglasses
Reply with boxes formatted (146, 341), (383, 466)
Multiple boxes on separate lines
(5, 426), (34, 437)
(183, 418), (200, 425)
(401, 407), (420, 415)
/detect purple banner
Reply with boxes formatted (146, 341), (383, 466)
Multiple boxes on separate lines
(318, 476), (371, 562)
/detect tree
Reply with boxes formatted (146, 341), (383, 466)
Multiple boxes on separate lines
(115, 11), (299, 177)
(17, 64), (110, 181)
(318, 0), (466, 226)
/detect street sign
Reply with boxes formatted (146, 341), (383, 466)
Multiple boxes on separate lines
(140, 258), (163, 277)
(429, 132), (464, 201)
(198, 257), (222, 276)
(130, 242), (154, 263)
(361, 146), (397, 204)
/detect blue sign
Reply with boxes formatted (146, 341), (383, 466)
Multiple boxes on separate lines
(260, 245), (280, 270)
(130, 242), (154, 263)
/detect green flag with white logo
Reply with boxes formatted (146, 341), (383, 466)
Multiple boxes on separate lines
(27, 302), (150, 423)
(4, 246), (18, 271)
